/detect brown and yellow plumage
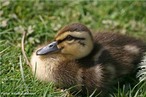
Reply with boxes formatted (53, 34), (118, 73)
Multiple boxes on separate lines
(31, 23), (146, 96)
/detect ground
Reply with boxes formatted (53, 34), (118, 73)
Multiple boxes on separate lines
(0, 0), (146, 97)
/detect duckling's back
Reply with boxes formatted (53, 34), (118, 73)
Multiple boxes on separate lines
(94, 32), (146, 77)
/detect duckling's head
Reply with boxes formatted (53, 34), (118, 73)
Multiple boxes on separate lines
(36, 23), (94, 60)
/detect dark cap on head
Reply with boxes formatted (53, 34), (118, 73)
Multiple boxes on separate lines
(56, 23), (92, 37)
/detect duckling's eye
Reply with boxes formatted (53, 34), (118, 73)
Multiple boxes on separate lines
(66, 35), (74, 41)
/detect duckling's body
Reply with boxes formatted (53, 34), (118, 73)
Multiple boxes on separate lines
(31, 49), (110, 96)
(31, 23), (146, 96)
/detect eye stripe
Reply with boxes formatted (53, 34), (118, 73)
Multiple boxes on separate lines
(72, 36), (85, 40)
(57, 35), (85, 44)
(57, 40), (64, 44)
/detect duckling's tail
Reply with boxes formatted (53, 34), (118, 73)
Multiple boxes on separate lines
(137, 52), (146, 82)
(21, 31), (31, 67)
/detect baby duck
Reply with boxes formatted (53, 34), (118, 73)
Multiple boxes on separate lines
(31, 23), (146, 96)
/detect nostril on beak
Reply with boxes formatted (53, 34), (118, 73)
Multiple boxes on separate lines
(49, 44), (53, 48)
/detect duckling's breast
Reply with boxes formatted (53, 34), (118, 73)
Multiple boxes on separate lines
(31, 52), (59, 82)
(31, 51), (83, 89)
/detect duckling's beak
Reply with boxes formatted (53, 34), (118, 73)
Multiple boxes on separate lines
(36, 41), (59, 55)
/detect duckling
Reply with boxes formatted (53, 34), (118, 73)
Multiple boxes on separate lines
(31, 23), (146, 96)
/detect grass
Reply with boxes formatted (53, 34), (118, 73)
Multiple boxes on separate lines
(0, 0), (146, 97)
